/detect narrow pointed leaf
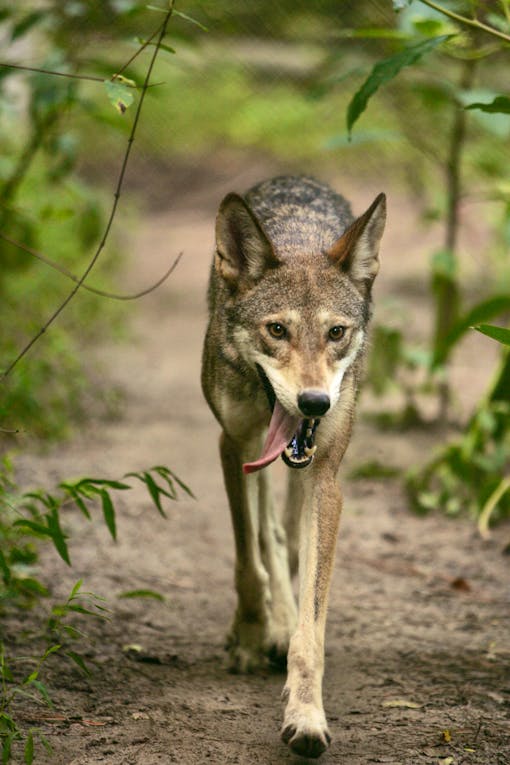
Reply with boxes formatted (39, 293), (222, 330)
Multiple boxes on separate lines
(153, 465), (195, 498)
(466, 96), (510, 114)
(118, 589), (165, 601)
(347, 35), (452, 137)
(60, 484), (91, 519)
(172, 9), (208, 31)
(65, 651), (91, 676)
(70, 579), (83, 600)
(79, 478), (131, 490)
(46, 508), (71, 565)
(432, 295), (510, 367)
(475, 324), (510, 346)
(24, 731), (34, 764)
(100, 490), (117, 540)
(32, 680), (53, 708)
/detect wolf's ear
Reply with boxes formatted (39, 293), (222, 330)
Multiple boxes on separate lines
(327, 193), (386, 292)
(215, 192), (279, 285)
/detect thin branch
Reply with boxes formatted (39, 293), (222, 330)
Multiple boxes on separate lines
(0, 232), (182, 301)
(114, 25), (162, 78)
(418, 0), (510, 44)
(1, 2), (176, 381)
(0, 20), (163, 85)
(0, 61), (104, 83)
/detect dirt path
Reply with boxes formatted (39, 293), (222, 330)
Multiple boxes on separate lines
(12, 172), (510, 764)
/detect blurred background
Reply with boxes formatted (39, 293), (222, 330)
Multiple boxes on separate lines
(0, 0), (509, 523)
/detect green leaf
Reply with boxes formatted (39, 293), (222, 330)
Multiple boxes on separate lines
(32, 680), (54, 708)
(65, 651), (90, 676)
(78, 478), (131, 491)
(41, 644), (61, 662)
(63, 625), (85, 640)
(126, 471), (171, 516)
(11, 10), (45, 41)
(136, 36), (176, 54)
(143, 472), (167, 516)
(172, 8), (208, 31)
(46, 507), (71, 566)
(433, 295), (510, 367)
(2, 731), (13, 764)
(0, 551), (11, 584)
(466, 96), (510, 114)
(67, 604), (105, 617)
(39, 734), (52, 754)
(103, 79), (134, 115)
(347, 35), (452, 137)
(152, 465), (195, 498)
(69, 579), (83, 600)
(475, 324), (510, 346)
(60, 484), (91, 519)
(118, 589), (165, 601)
(100, 490), (117, 540)
(13, 519), (54, 538)
(24, 731), (34, 764)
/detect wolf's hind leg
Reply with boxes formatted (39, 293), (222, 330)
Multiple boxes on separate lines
(258, 470), (297, 667)
(220, 431), (272, 672)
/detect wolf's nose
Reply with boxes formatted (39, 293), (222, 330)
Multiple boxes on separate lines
(298, 390), (330, 417)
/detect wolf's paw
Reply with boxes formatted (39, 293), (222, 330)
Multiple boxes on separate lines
(226, 621), (269, 673)
(281, 704), (331, 759)
(227, 642), (268, 673)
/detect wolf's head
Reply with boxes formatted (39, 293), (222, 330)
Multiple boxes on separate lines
(213, 180), (386, 473)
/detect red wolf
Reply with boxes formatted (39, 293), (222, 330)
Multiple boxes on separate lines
(202, 176), (386, 758)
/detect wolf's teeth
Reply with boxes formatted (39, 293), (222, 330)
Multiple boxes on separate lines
(304, 445), (317, 457)
(284, 447), (293, 458)
(306, 428), (312, 438)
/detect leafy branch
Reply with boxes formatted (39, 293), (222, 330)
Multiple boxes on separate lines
(417, 0), (510, 44)
(0, 1), (176, 381)
(10, 465), (193, 566)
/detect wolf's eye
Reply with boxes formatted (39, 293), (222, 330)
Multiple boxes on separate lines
(328, 325), (346, 341)
(267, 322), (287, 339)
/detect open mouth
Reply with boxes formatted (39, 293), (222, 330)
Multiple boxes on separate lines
(242, 366), (321, 474)
(282, 418), (319, 469)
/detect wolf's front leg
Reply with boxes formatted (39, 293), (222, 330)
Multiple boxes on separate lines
(281, 468), (342, 758)
(220, 431), (273, 672)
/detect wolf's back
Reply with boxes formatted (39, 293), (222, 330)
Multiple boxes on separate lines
(245, 176), (354, 256)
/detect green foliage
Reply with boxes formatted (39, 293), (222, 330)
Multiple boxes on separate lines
(2, 466), (192, 574)
(337, 0), (510, 526)
(475, 324), (510, 346)
(431, 295), (510, 369)
(0, 579), (109, 763)
(407, 399), (510, 523)
(103, 76), (137, 114)
(0, 456), (190, 762)
(0, 641), (54, 764)
(346, 34), (451, 137)
(466, 95), (510, 115)
(0, 5), (136, 438)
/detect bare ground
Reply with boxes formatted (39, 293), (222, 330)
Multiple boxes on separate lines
(8, 168), (510, 765)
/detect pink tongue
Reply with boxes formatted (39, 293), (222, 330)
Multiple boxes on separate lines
(243, 400), (300, 474)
